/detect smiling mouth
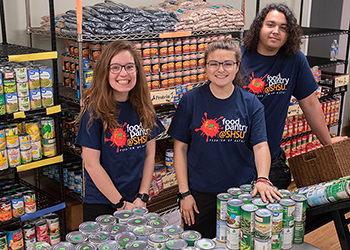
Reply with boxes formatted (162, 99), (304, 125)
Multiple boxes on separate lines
(117, 80), (130, 85)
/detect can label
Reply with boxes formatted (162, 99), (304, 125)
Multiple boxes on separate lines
(31, 140), (42, 161)
(216, 219), (226, 242)
(0, 129), (5, 150)
(241, 206), (257, 234)
(40, 88), (54, 107)
(293, 222), (305, 244)
(0, 199), (12, 221)
(271, 232), (282, 250)
(7, 148), (20, 167)
(23, 225), (35, 240)
(36, 220), (49, 243)
(254, 238), (271, 250)
(227, 204), (241, 228)
(293, 201), (306, 222)
(282, 206), (295, 227)
(281, 227), (293, 250)
(41, 118), (55, 139)
(0, 232), (8, 250)
(29, 89), (41, 109)
(49, 234), (60, 246)
(5, 93), (18, 114)
(5, 126), (18, 148)
(19, 134), (31, 151)
(240, 232), (254, 250)
(307, 187), (329, 207)
(23, 192), (36, 214)
(11, 196), (24, 217)
(28, 68), (40, 90)
(43, 138), (57, 157)
(226, 225), (240, 249)
(254, 210), (272, 240)
(18, 96), (30, 111)
(0, 150), (8, 170)
(5, 226), (23, 250)
(21, 149), (32, 164)
(326, 181), (350, 202)
(16, 82), (29, 97)
(39, 68), (52, 88)
(217, 193), (232, 221)
(26, 122), (40, 142)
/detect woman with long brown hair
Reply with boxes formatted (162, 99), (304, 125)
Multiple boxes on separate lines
(75, 40), (164, 221)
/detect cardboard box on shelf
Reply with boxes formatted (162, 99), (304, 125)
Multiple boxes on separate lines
(288, 138), (350, 188)
(321, 71), (349, 88)
(65, 198), (83, 231)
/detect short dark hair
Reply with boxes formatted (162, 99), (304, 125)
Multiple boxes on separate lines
(243, 3), (302, 57)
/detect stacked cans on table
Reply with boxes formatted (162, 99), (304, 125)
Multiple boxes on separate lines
(0, 62), (54, 115)
(216, 184), (307, 249)
(65, 206), (225, 250)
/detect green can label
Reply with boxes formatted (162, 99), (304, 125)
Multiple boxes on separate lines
(217, 193), (232, 220)
(240, 232), (254, 250)
(254, 209), (272, 240)
(227, 199), (243, 228)
(241, 204), (258, 234)
(271, 232), (282, 250)
(291, 196), (307, 222)
(293, 222), (305, 244)
(281, 199), (295, 227)
(0, 95), (5, 115)
(326, 181), (350, 202)
(41, 117), (55, 139)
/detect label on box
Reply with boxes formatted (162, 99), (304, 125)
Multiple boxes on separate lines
(334, 75), (349, 88)
(150, 88), (175, 105)
(162, 172), (178, 189)
(287, 104), (302, 117)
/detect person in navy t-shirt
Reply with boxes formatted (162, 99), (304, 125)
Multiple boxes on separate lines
(75, 40), (164, 221)
(168, 39), (282, 238)
(241, 3), (347, 189)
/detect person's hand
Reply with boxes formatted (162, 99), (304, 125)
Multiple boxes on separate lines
(331, 136), (348, 144)
(252, 182), (283, 203)
(180, 195), (199, 226)
(118, 201), (136, 211)
(133, 198), (147, 208)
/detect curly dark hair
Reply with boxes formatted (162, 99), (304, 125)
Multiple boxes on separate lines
(243, 3), (302, 57)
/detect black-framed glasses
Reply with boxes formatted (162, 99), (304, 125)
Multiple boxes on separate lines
(109, 63), (137, 74)
(206, 60), (238, 71)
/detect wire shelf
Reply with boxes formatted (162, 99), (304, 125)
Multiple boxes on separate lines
(0, 43), (49, 60)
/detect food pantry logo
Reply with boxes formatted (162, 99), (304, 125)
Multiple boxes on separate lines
(244, 72), (289, 95)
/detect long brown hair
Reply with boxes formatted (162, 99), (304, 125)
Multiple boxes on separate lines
(75, 40), (157, 134)
(204, 38), (244, 87)
(243, 3), (302, 57)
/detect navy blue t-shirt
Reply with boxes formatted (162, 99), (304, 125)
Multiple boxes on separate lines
(168, 83), (267, 193)
(75, 100), (165, 204)
(241, 48), (318, 159)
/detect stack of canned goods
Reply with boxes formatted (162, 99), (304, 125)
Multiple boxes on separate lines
(0, 212), (60, 250)
(165, 149), (174, 172)
(0, 61), (54, 115)
(0, 179), (36, 222)
(216, 184), (307, 249)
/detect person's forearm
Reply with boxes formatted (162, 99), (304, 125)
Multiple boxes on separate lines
(299, 94), (332, 146)
(173, 139), (190, 193)
(253, 141), (271, 179)
(138, 139), (156, 194)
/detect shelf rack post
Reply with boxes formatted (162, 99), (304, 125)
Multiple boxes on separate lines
(0, 0), (7, 44)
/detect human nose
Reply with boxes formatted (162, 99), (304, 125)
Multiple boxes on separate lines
(272, 26), (280, 34)
(217, 63), (225, 71)
(119, 66), (128, 75)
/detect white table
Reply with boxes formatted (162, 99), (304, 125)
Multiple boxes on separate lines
(213, 239), (321, 249)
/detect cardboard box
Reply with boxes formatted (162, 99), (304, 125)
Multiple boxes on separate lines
(288, 138), (350, 188)
(321, 71), (349, 88)
(65, 198), (83, 231)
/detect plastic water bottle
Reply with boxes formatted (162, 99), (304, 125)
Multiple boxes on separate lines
(330, 39), (338, 61)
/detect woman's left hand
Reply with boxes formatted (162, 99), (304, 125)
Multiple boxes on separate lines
(133, 198), (147, 208)
(252, 182), (283, 203)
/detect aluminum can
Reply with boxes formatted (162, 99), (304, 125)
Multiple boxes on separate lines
(278, 189), (291, 199)
(238, 194), (252, 204)
(267, 203), (283, 234)
(254, 208), (272, 240)
(281, 226), (293, 249)
(0, 149), (8, 171)
(271, 232), (282, 250)
(19, 133), (31, 151)
(165, 238), (187, 249)
(35, 219), (49, 243)
(144, 213), (160, 222)
(10, 194), (24, 217)
(293, 222), (305, 244)
(131, 207), (148, 217)
(216, 219), (226, 242)
(241, 204), (259, 234)
(95, 215), (116, 231)
(226, 224), (240, 250)
(113, 210), (133, 224)
(127, 216), (147, 232)
(46, 213), (60, 235)
(5, 125), (19, 148)
(30, 140), (42, 161)
(51, 242), (74, 250)
(132, 225), (154, 241)
(226, 199), (243, 228)
(280, 199), (295, 227)
(240, 184), (254, 193)
(4, 223), (24, 249)
(180, 231), (201, 247)
(0, 231), (7, 250)
(162, 225), (183, 239)
(125, 240), (148, 250)
(115, 232), (136, 248)
(65, 231), (87, 245)
(290, 194), (307, 222)
(147, 218), (168, 232)
(194, 238), (215, 249)
(74, 241), (97, 250)
(252, 198), (269, 209)
(88, 231), (110, 245)
(217, 193), (233, 221)
(104, 224), (127, 238)
(227, 188), (243, 199)
(96, 240), (119, 250)
(0, 197), (12, 221)
(79, 221), (101, 235)
(254, 238), (271, 250)
(41, 117), (55, 139)
(239, 232), (254, 250)
(326, 180), (350, 202)
(7, 147), (20, 167)
(27, 242), (50, 250)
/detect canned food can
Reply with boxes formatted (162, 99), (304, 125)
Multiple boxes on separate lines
(194, 238), (215, 249)
(4, 223), (24, 250)
(0, 127), (5, 150)
(266, 203), (283, 234)
(281, 226), (293, 250)
(39, 67), (53, 88)
(104, 224), (127, 238)
(0, 197), (12, 222)
(127, 216), (147, 232)
(241, 204), (259, 234)
(133, 225), (154, 241)
(115, 232), (136, 248)
(293, 222), (305, 244)
(25, 238), (36, 249)
(40, 88), (54, 107)
(27, 67), (40, 90)
(240, 232), (254, 250)
(18, 96), (30, 111)
(227, 188), (243, 199)
(238, 194), (253, 204)
(88, 231), (110, 245)
(43, 138), (57, 157)
(227, 199), (243, 228)
(254, 238), (271, 250)
(326, 180), (350, 202)
(0, 232), (7, 250)
(165, 238), (187, 250)
(23, 223), (35, 241)
(20, 149), (32, 164)
(217, 193), (233, 221)
(51, 241), (73, 250)
(79, 221), (101, 235)
(254, 208), (272, 240)
(18, 133), (31, 151)
(131, 207), (148, 216)
(96, 240), (118, 250)
(10, 194), (24, 217)
(162, 225), (183, 239)
(26, 122), (40, 142)
(36, 219), (49, 243)
(226, 224), (240, 250)
(41, 117), (55, 139)
(144, 212), (160, 222)
(271, 232), (282, 250)
(65, 231), (87, 245)
(27, 242), (51, 250)
(7, 147), (20, 167)
(74, 242), (97, 250)
(0, 150), (8, 170)
(14, 67), (28, 83)
(30, 140), (42, 161)
(148, 232), (170, 250)
(278, 189), (292, 199)
(95, 215), (116, 231)
(125, 240), (148, 250)
(216, 219), (226, 242)
(180, 230), (201, 247)
(29, 89), (41, 109)
(252, 198), (269, 208)
(280, 199), (295, 227)
(46, 213), (60, 235)
(5, 126), (19, 148)
(147, 218), (168, 232)
(290, 194), (307, 222)
(240, 184), (254, 193)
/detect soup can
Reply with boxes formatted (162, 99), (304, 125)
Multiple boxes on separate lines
(79, 221), (101, 235)
(132, 225), (154, 241)
(10, 194), (24, 218)
(0, 197), (12, 221)
(113, 210), (133, 224)
(115, 232), (136, 248)
(148, 233), (169, 250)
(95, 215), (116, 231)
(0, 149), (8, 170)
(88, 231), (110, 245)
(162, 225), (183, 239)
(35, 219), (49, 243)
(4, 223), (24, 250)
(180, 231), (201, 247)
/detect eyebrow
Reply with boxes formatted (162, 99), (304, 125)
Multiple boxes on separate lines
(266, 20), (288, 27)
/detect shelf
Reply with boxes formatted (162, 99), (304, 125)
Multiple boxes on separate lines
(307, 56), (347, 69)
(1, 105), (62, 120)
(0, 179), (65, 227)
(301, 27), (348, 38)
(0, 43), (52, 61)
(29, 27), (244, 42)
(62, 145), (81, 157)
(16, 155), (63, 172)
(0, 167), (16, 176)
(8, 51), (57, 62)
(59, 86), (80, 105)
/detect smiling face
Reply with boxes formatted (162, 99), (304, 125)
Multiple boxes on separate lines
(108, 50), (137, 102)
(205, 49), (239, 90)
(257, 10), (288, 56)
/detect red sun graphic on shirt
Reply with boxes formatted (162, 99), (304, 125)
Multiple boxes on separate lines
(195, 112), (224, 142)
(243, 72), (267, 94)
(106, 122), (129, 153)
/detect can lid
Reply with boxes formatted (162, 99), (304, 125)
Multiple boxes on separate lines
(148, 232), (169, 243)
(180, 230), (202, 241)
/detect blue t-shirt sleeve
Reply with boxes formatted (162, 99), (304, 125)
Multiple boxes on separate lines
(292, 51), (318, 100)
(75, 109), (103, 150)
(249, 97), (267, 147)
(168, 94), (192, 144)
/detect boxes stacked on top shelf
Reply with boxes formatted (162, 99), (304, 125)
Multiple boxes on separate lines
(0, 62), (54, 115)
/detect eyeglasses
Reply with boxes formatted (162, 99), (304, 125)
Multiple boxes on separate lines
(206, 60), (237, 71)
(109, 63), (137, 74)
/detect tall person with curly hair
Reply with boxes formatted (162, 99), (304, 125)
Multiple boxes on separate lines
(241, 3), (346, 189)
(75, 40), (164, 221)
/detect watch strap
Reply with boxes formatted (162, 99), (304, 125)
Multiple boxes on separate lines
(111, 197), (125, 209)
(136, 193), (149, 202)
(177, 190), (192, 199)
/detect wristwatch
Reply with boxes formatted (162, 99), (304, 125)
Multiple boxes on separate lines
(136, 193), (149, 203)
(111, 197), (125, 209)
(177, 190), (192, 200)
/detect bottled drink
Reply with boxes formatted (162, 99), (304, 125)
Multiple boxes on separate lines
(330, 39), (338, 61)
